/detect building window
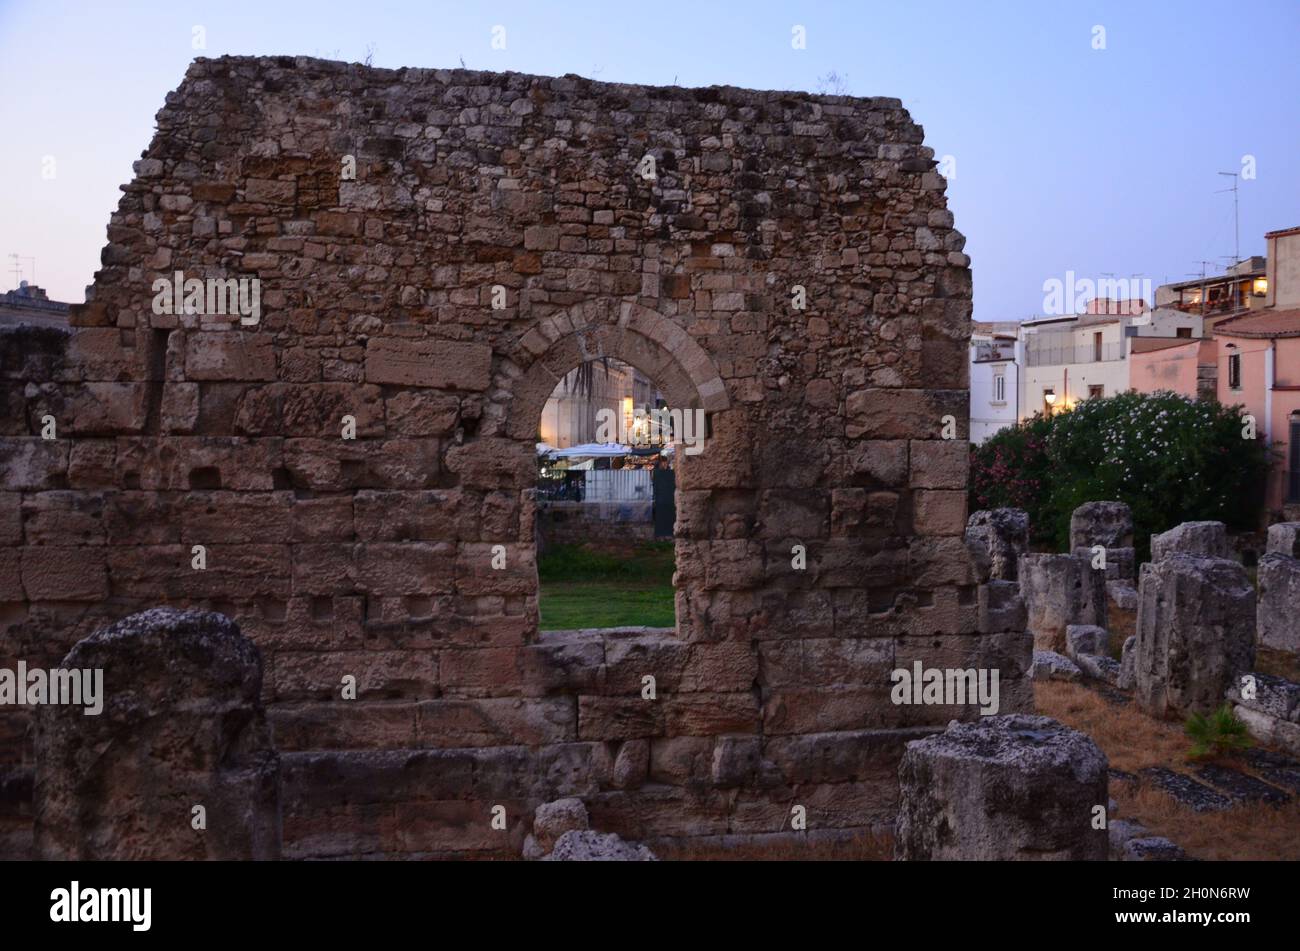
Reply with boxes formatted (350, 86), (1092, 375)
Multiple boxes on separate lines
(1228, 353), (1242, 390)
(1043, 387), (1056, 413)
(993, 373), (1005, 404)
(1088, 384), (1103, 399)
(1093, 332), (1103, 362)
(1176, 327), (1192, 338)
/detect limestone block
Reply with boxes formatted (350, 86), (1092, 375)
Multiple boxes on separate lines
(1134, 555), (1255, 718)
(1066, 624), (1109, 660)
(184, 331), (275, 381)
(1069, 501), (1133, 551)
(1118, 635), (1137, 690)
(1031, 650), (1081, 683)
(1019, 553), (1107, 651)
(1258, 553), (1300, 653)
(523, 797), (589, 858)
(1266, 522), (1300, 558)
(895, 715), (1108, 860)
(542, 829), (656, 861)
(33, 608), (280, 859)
(964, 508), (1028, 582)
(1150, 521), (1229, 562)
(363, 336), (491, 391)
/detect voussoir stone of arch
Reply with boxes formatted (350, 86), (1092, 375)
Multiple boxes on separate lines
(502, 305), (726, 441)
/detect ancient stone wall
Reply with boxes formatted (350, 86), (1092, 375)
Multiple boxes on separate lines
(0, 55), (986, 857)
(537, 501), (655, 550)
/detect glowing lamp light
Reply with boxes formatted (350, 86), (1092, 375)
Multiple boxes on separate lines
(1043, 391), (1057, 406)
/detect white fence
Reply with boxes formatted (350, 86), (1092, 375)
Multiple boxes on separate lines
(581, 468), (653, 502)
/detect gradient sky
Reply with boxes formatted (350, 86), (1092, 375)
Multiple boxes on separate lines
(2, 0), (1297, 320)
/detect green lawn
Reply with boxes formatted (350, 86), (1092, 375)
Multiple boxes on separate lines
(538, 541), (676, 630)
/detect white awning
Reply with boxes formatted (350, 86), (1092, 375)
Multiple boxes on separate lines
(549, 442), (634, 458)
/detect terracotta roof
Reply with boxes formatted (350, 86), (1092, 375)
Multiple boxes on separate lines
(1130, 336), (1200, 354)
(1265, 225), (1300, 239)
(1215, 308), (1300, 339)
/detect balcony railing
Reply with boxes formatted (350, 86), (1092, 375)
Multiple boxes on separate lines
(1024, 341), (1124, 367)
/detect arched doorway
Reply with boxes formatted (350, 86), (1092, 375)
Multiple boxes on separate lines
(493, 300), (730, 640)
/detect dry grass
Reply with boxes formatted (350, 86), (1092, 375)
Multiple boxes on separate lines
(1034, 680), (1189, 773)
(1257, 647), (1300, 683)
(1036, 680), (1300, 860)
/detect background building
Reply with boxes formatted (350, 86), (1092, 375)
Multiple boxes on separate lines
(970, 321), (1021, 443)
(0, 282), (70, 328)
(537, 358), (659, 449)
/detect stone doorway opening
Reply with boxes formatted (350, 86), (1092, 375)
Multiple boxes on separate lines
(534, 356), (683, 633)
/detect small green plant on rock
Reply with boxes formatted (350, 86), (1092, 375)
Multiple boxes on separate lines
(1185, 705), (1253, 761)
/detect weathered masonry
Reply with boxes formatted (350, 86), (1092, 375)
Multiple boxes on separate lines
(0, 56), (1016, 858)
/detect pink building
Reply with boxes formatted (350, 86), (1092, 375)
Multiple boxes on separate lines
(1129, 336), (1209, 399)
(1215, 308), (1300, 517)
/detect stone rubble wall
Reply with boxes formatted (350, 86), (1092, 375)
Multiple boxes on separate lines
(537, 500), (655, 549)
(0, 55), (983, 858)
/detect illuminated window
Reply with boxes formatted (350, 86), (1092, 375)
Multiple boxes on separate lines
(1253, 277), (1269, 296)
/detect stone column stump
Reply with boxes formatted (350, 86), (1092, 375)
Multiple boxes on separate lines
(34, 608), (281, 859)
(1134, 554), (1255, 719)
(1019, 553), (1107, 651)
(895, 714), (1108, 861)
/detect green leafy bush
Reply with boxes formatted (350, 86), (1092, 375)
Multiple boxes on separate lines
(1185, 705), (1253, 760)
(970, 391), (1271, 558)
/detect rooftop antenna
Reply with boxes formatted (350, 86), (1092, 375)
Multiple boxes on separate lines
(1216, 171), (1240, 265)
(7, 253), (35, 287)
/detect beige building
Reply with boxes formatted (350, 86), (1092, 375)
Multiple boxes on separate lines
(1016, 303), (1200, 416)
(1265, 226), (1300, 310)
(1154, 257), (1269, 316)
(0, 282), (70, 328)
(538, 358), (659, 449)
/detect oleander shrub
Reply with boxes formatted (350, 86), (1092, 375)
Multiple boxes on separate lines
(971, 391), (1270, 559)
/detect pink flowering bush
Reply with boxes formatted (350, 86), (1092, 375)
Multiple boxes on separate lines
(970, 391), (1271, 557)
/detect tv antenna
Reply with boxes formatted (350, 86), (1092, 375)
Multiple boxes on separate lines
(7, 254), (35, 287)
(1216, 171), (1240, 265)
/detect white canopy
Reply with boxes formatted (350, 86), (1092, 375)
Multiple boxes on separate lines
(549, 442), (634, 458)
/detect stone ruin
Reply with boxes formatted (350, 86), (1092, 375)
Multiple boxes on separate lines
(33, 608), (280, 860)
(1258, 523), (1300, 655)
(895, 714), (1108, 861)
(1134, 552), (1255, 719)
(0, 56), (1017, 858)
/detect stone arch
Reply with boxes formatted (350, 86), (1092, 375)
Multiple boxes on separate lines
(494, 300), (730, 442)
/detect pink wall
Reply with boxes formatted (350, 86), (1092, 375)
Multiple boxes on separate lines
(1130, 340), (1200, 398)
(1217, 336), (1300, 513)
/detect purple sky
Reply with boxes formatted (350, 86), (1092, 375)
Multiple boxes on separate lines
(2, 0), (1297, 320)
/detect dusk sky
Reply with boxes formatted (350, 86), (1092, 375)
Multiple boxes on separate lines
(2, 0), (1297, 320)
